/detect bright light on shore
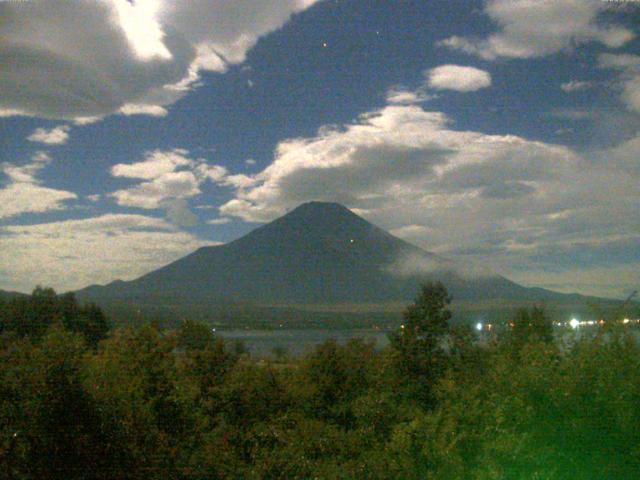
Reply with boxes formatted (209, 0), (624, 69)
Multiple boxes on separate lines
(570, 318), (580, 329)
(476, 322), (483, 332)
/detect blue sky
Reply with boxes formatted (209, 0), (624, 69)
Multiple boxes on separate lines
(1, 0), (639, 298)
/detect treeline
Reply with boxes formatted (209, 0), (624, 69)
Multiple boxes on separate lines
(0, 287), (109, 347)
(1, 283), (640, 478)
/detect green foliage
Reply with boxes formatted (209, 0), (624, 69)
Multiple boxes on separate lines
(296, 338), (376, 427)
(176, 319), (215, 351)
(510, 305), (554, 347)
(389, 281), (452, 403)
(2, 283), (640, 478)
(0, 287), (109, 346)
(0, 326), (115, 479)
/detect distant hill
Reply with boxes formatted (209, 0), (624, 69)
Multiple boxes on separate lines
(0, 289), (28, 301)
(76, 202), (611, 322)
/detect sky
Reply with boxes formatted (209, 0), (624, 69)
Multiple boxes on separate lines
(1, 0), (639, 298)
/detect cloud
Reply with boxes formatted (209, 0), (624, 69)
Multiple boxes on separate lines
(427, 65), (491, 92)
(27, 125), (71, 145)
(0, 152), (77, 219)
(108, 148), (236, 225)
(561, 81), (594, 93)
(165, 198), (199, 227)
(0, 183), (78, 220)
(384, 250), (494, 281)
(389, 224), (432, 241)
(215, 102), (639, 296)
(118, 104), (168, 117)
(0, 0), (319, 121)
(385, 66), (487, 105)
(111, 149), (194, 180)
(605, 133), (640, 174)
(439, 0), (634, 60)
(161, 0), (318, 67)
(206, 217), (231, 225)
(510, 263), (640, 299)
(219, 105), (580, 222)
(386, 86), (435, 105)
(599, 53), (640, 112)
(0, 214), (212, 292)
(384, 252), (446, 277)
(111, 170), (202, 209)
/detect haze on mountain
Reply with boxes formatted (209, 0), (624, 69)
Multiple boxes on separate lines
(77, 202), (595, 312)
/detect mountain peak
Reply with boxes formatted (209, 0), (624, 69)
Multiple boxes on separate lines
(75, 199), (571, 307)
(286, 201), (355, 217)
(257, 201), (377, 241)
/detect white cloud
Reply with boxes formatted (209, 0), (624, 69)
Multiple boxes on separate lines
(118, 104), (168, 117)
(215, 102), (639, 296)
(0, 151), (77, 219)
(27, 125), (71, 145)
(599, 53), (640, 113)
(0, 183), (77, 220)
(440, 0), (634, 60)
(0, 0), (319, 121)
(160, 0), (319, 68)
(113, 0), (172, 61)
(111, 149), (194, 180)
(385, 67), (486, 105)
(561, 80), (593, 93)
(427, 65), (491, 92)
(206, 217), (231, 225)
(0, 214), (212, 292)
(108, 148), (235, 224)
(165, 198), (199, 226)
(219, 105), (581, 222)
(389, 224), (433, 242)
(72, 116), (102, 126)
(386, 86), (434, 105)
(111, 170), (202, 209)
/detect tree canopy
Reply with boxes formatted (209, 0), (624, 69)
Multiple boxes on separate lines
(1, 284), (639, 478)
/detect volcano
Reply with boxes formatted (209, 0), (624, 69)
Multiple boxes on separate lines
(77, 202), (586, 310)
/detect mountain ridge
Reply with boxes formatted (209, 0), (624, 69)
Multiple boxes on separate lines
(76, 202), (612, 312)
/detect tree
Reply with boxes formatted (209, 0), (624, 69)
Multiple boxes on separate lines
(76, 303), (110, 348)
(390, 282), (452, 404)
(0, 289), (109, 347)
(511, 306), (553, 347)
(176, 319), (214, 351)
(0, 326), (111, 479)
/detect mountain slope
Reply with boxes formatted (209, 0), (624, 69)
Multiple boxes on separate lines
(77, 202), (590, 307)
(0, 289), (28, 301)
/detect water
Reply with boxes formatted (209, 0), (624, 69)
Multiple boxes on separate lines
(217, 328), (390, 357)
(217, 324), (640, 358)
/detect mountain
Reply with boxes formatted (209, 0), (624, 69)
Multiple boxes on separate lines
(0, 289), (28, 301)
(77, 202), (592, 312)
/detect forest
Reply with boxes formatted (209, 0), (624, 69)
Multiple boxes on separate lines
(1, 284), (640, 479)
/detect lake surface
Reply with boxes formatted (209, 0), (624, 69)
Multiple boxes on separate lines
(217, 324), (640, 357)
(218, 328), (391, 357)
